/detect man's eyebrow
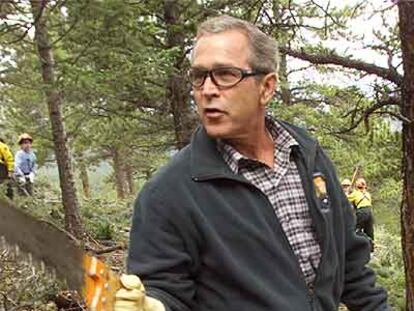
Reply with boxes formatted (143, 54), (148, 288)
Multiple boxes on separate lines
(190, 65), (208, 70)
(191, 63), (237, 70)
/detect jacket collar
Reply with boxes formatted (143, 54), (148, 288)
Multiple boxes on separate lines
(277, 120), (319, 174)
(189, 119), (319, 181)
(190, 126), (235, 181)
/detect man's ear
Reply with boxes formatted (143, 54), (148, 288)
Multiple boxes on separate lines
(259, 73), (277, 106)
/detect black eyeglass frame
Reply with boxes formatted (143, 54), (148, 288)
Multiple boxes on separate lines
(189, 66), (269, 89)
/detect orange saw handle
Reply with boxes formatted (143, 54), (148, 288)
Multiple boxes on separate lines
(83, 254), (120, 311)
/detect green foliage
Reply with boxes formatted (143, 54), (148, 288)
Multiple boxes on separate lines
(370, 226), (405, 310)
(92, 218), (115, 240)
(81, 198), (132, 242)
(271, 85), (401, 183)
(374, 178), (401, 236)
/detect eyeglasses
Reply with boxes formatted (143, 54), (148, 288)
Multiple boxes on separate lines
(189, 67), (267, 88)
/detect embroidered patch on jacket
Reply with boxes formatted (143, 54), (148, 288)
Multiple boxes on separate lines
(313, 173), (329, 205)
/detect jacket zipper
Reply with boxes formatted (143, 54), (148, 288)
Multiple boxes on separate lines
(254, 186), (316, 310)
(296, 148), (331, 311)
(194, 153), (319, 309)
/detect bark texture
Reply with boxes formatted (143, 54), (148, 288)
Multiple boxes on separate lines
(164, 0), (197, 149)
(398, 2), (414, 309)
(30, 0), (83, 239)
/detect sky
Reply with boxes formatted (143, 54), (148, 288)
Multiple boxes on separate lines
(287, 0), (400, 94)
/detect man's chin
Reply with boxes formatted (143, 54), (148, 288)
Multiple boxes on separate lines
(203, 125), (230, 140)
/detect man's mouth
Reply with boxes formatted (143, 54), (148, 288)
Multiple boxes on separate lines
(204, 108), (225, 118)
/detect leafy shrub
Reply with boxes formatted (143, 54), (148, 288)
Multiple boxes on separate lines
(369, 226), (405, 310)
(93, 219), (115, 240)
(81, 198), (132, 242)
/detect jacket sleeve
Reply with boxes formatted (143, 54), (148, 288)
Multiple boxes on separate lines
(347, 191), (357, 207)
(319, 149), (390, 310)
(0, 144), (14, 172)
(127, 183), (197, 311)
(14, 151), (23, 176)
(31, 152), (37, 174)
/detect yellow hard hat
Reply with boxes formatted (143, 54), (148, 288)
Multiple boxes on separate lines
(18, 133), (33, 144)
(355, 178), (366, 188)
(341, 178), (351, 186)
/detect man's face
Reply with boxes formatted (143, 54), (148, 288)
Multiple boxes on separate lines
(191, 30), (273, 140)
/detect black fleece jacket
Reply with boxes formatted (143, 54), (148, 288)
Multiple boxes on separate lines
(127, 121), (390, 311)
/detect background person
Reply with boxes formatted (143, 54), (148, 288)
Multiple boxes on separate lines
(348, 177), (374, 250)
(14, 133), (36, 196)
(0, 138), (14, 199)
(341, 178), (352, 195)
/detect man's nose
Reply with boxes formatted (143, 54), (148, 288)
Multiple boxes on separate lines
(201, 75), (219, 96)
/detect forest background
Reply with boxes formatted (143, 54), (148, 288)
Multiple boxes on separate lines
(0, 0), (413, 310)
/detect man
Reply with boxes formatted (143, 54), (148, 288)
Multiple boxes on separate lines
(14, 133), (36, 196)
(0, 138), (14, 199)
(115, 15), (389, 311)
(341, 178), (352, 195)
(348, 178), (374, 250)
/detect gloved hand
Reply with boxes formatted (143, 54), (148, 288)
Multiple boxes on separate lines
(28, 172), (35, 183)
(18, 176), (26, 184)
(114, 274), (165, 311)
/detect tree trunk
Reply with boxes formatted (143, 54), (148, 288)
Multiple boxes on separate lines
(124, 163), (134, 195)
(112, 147), (126, 199)
(79, 161), (90, 199)
(30, 0), (83, 239)
(164, 0), (196, 149)
(398, 2), (414, 309)
(279, 51), (292, 106)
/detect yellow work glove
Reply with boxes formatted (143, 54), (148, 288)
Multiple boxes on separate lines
(114, 274), (166, 311)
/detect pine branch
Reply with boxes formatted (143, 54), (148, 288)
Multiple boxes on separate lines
(279, 46), (403, 86)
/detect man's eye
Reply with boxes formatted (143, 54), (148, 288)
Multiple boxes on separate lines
(191, 70), (206, 80)
(214, 68), (239, 80)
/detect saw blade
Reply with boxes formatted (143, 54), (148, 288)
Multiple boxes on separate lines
(0, 198), (83, 292)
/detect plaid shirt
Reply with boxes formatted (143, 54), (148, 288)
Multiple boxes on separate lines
(218, 118), (321, 285)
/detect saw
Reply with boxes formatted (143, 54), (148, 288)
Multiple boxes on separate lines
(0, 198), (120, 311)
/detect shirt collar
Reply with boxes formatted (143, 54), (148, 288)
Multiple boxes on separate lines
(218, 116), (298, 174)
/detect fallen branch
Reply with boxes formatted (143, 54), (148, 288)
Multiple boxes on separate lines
(86, 244), (126, 255)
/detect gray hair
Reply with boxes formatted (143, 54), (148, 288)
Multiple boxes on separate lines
(195, 15), (280, 75)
